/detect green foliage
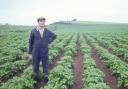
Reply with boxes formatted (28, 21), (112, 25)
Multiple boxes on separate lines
(79, 34), (110, 89)
(88, 34), (128, 87)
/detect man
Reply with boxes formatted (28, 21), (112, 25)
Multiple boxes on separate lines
(28, 17), (57, 85)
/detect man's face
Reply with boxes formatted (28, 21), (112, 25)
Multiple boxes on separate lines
(38, 20), (45, 27)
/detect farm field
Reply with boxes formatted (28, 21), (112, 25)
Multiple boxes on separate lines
(0, 21), (128, 89)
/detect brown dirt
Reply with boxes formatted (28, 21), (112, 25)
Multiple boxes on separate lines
(70, 34), (84, 89)
(92, 48), (118, 89)
(108, 48), (113, 53)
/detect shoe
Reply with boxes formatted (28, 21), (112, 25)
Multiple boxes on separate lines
(43, 77), (49, 84)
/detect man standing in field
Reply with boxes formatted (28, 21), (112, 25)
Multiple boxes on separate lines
(28, 17), (57, 86)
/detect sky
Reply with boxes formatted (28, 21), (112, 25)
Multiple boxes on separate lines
(0, 0), (128, 25)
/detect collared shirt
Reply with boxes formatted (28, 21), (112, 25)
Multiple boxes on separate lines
(36, 26), (44, 38)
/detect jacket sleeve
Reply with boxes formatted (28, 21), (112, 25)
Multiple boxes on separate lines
(48, 30), (57, 44)
(28, 30), (34, 54)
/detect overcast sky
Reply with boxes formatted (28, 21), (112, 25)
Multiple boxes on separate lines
(0, 0), (128, 25)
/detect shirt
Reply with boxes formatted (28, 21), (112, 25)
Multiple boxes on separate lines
(36, 26), (44, 38)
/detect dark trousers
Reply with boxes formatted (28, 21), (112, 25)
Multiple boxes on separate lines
(32, 52), (48, 81)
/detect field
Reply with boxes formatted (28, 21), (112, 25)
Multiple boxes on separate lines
(0, 21), (128, 89)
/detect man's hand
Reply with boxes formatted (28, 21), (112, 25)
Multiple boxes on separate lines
(28, 54), (32, 62)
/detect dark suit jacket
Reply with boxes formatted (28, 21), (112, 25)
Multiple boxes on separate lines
(28, 27), (57, 56)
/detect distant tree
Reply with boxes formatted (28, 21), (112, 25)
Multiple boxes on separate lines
(5, 23), (10, 26)
(72, 19), (77, 21)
